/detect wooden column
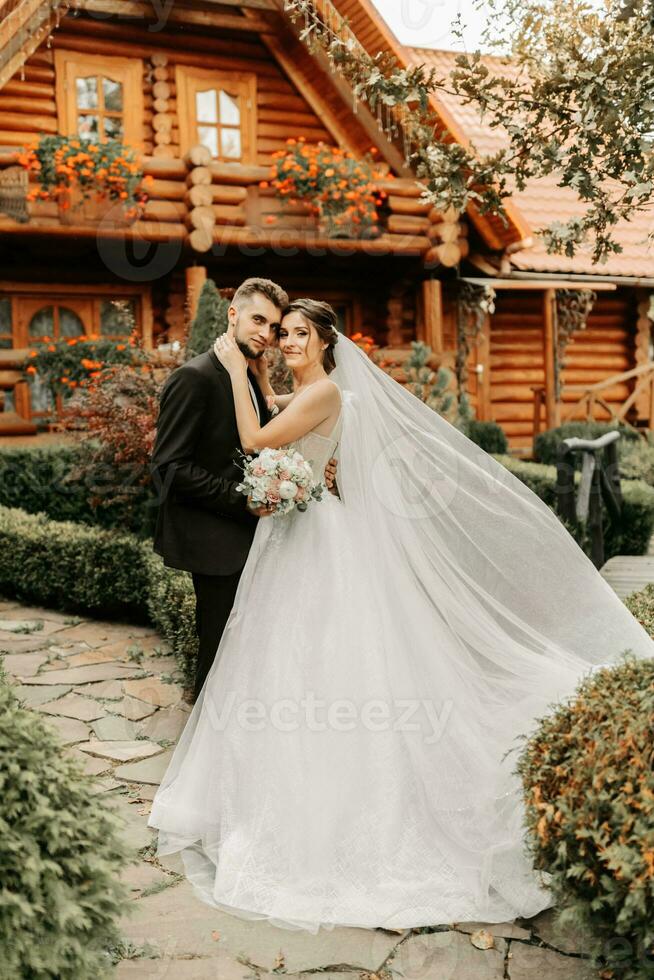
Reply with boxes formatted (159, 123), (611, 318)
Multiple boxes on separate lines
(421, 279), (444, 353)
(543, 288), (559, 430)
(185, 265), (207, 325)
(475, 316), (491, 421)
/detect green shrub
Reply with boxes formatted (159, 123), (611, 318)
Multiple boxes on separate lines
(0, 660), (132, 978)
(624, 582), (654, 635)
(0, 505), (150, 621)
(0, 442), (156, 537)
(618, 436), (654, 487)
(465, 420), (508, 454)
(185, 278), (229, 359)
(494, 455), (654, 558)
(534, 420), (640, 466)
(144, 552), (198, 689)
(516, 654), (654, 979)
(0, 504), (198, 676)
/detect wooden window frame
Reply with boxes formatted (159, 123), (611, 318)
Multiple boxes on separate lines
(175, 65), (257, 164)
(54, 50), (144, 151)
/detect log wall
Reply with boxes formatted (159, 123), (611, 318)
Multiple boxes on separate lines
(0, 15), (336, 162)
(488, 289), (637, 453)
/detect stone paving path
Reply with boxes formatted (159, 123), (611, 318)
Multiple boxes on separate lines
(0, 595), (599, 979)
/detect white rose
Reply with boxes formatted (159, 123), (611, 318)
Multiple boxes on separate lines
(278, 480), (298, 500)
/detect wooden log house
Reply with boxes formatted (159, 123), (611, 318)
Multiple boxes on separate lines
(0, 0), (652, 454)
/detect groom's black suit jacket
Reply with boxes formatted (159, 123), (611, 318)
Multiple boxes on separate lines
(150, 348), (271, 576)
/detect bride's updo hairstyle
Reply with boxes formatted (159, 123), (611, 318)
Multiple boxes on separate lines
(280, 298), (339, 374)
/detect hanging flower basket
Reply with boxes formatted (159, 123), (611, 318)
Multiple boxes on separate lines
(17, 135), (152, 227)
(57, 186), (132, 227)
(263, 139), (388, 240)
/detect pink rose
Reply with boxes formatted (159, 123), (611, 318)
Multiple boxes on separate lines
(252, 465), (265, 477)
(268, 491), (281, 503)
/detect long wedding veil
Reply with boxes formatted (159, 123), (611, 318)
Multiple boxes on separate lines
(330, 333), (654, 695)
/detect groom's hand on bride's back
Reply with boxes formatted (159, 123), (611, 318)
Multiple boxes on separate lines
(325, 457), (339, 498)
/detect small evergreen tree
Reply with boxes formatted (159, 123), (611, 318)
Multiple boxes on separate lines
(0, 660), (133, 978)
(185, 278), (229, 360)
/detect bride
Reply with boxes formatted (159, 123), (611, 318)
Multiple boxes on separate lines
(147, 297), (654, 934)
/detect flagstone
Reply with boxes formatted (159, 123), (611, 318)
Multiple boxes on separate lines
(507, 943), (595, 979)
(66, 749), (113, 777)
(41, 657), (71, 671)
(136, 655), (179, 675)
(60, 648), (127, 668)
(106, 795), (157, 852)
(0, 634), (53, 653)
(1, 651), (51, 677)
(89, 776), (125, 795)
(47, 642), (93, 658)
(0, 619), (44, 633)
(123, 677), (183, 708)
(395, 931), (506, 980)
(42, 714), (90, 745)
(127, 782), (159, 802)
(155, 850), (184, 876)
(20, 663), (146, 686)
(12, 683), (73, 706)
(114, 748), (174, 785)
(77, 739), (164, 763)
(52, 623), (138, 648)
(38, 692), (107, 721)
(139, 706), (190, 742)
(73, 679), (126, 699)
(114, 950), (270, 979)
(457, 920), (531, 940)
(96, 636), (171, 660)
(91, 714), (139, 740)
(114, 694), (159, 721)
(525, 908), (594, 956)
(120, 859), (172, 896)
(118, 878), (401, 970)
(0, 604), (84, 624)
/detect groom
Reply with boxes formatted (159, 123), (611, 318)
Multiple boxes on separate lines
(150, 277), (336, 701)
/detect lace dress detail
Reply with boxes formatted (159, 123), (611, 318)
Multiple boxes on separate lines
(148, 393), (557, 934)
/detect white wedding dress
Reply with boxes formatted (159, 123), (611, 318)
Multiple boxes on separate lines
(148, 335), (654, 934)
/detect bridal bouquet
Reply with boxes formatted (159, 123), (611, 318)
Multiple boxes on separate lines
(236, 447), (325, 516)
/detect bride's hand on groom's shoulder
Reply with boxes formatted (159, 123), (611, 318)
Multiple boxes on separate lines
(214, 334), (247, 375)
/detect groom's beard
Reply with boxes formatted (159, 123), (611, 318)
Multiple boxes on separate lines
(233, 313), (266, 360)
(236, 338), (265, 360)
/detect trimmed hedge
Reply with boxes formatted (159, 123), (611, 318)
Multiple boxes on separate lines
(0, 442), (156, 537)
(0, 661), (132, 978)
(0, 505), (197, 685)
(494, 454), (654, 559)
(517, 653), (654, 979)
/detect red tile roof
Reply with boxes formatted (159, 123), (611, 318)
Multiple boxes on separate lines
(404, 46), (654, 279)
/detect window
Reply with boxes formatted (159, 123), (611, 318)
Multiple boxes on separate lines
(0, 298), (12, 349)
(0, 286), (152, 424)
(55, 51), (144, 150)
(176, 66), (256, 163)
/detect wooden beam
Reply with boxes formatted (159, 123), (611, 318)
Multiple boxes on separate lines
(247, 16), (359, 155)
(421, 279), (443, 353)
(74, 0), (278, 32)
(185, 265), (206, 324)
(0, 3), (57, 91)
(543, 288), (559, 430)
(460, 277), (617, 291)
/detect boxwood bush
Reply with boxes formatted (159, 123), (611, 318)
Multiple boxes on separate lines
(0, 661), (132, 978)
(0, 505), (197, 681)
(0, 442), (156, 537)
(517, 653), (654, 979)
(493, 455), (654, 558)
(465, 420), (508, 454)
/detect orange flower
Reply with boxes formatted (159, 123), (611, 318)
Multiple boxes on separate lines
(116, 343), (126, 351)
(47, 344), (56, 352)
(25, 365), (37, 375)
